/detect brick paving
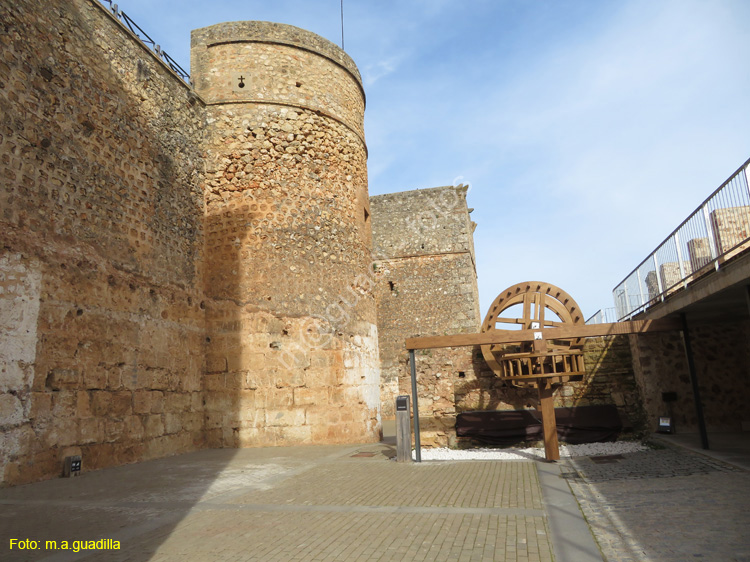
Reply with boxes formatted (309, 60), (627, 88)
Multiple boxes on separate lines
(0, 444), (553, 562)
(563, 445), (750, 562)
(3, 438), (748, 561)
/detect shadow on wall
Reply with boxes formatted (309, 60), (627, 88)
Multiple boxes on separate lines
(448, 338), (651, 444)
(629, 319), (750, 434)
(400, 346), (539, 447)
(446, 323), (750, 442)
(1, 0), (379, 559)
(451, 347), (543, 415)
(572, 336), (649, 436)
(0, 0), (223, 559)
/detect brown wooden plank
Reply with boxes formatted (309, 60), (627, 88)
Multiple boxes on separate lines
(405, 318), (681, 350)
(538, 380), (560, 461)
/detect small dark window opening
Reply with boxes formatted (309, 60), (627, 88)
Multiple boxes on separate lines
(295, 81), (303, 88)
(364, 208), (369, 222)
(388, 281), (395, 291)
(458, 371), (466, 378)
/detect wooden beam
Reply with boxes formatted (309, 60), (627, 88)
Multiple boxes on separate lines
(405, 318), (681, 350)
(538, 380), (560, 461)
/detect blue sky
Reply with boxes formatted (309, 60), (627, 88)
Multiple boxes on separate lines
(109, 0), (750, 320)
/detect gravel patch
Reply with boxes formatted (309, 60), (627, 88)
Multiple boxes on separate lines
(413, 441), (649, 461)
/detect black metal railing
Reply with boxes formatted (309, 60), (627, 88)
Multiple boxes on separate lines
(96, 0), (190, 82)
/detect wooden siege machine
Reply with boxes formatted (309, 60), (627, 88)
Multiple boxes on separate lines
(405, 281), (681, 461)
(481, 282), (586, 385)
(480, 282), (586, 460)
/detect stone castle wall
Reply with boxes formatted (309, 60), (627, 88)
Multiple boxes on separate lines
(370, 187), (646, 446)
(629, 320), (750, 432)
(370, 186), (481, 424)
(192, 22), (380, 447)
(0, 1), (380, 486)
(0, 0), (206, 485)
(1, 0), (684, 485)
(711, 206), (750, 255)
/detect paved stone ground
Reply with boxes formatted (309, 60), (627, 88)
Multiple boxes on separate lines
(3, 438), (748, 561)
(562, 446), (750, 562)
(0, 444), (554, 562)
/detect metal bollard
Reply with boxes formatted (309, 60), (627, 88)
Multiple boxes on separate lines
(395, 395), (412, 462)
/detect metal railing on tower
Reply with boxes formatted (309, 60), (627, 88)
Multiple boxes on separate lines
(96, 0), (190, 82)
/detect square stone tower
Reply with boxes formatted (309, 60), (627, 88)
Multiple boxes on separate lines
(370, 185), (480, 430)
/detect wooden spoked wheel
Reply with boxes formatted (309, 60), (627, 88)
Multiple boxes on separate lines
(481, 281), (586, 387)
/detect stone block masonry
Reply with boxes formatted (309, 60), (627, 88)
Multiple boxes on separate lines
(192, 21), (380, 448)
(0, 0), (380, 486)
(369, 185), (648, 446)
(0, 0), (206, 485)
(629, 320), (750, 433)
(0, 0), (656, 485)
(370, 186), (481, 434)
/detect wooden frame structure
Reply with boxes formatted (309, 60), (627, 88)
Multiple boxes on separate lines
(405, 316), (684, 461)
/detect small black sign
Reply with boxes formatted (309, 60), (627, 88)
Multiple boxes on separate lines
(64, 455), (82, 478)
(396, 396), (409, 411)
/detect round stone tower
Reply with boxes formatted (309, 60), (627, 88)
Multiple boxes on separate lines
(191, 22), (380, 447)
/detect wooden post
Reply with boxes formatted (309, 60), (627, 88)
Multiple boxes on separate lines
(537, 379), (560, 461)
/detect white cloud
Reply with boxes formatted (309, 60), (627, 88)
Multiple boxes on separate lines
(363, 55), (406, 86)
(460, 0), (750, 316)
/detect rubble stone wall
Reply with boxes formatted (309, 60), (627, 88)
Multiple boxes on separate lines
(192, 22), (380, 447)
(711, 206), (750, 255)
(370, 186), (480, 423)
(629, 320), (750, 432)
(0, 0), (206, 485)
(370, 186), (647, 446)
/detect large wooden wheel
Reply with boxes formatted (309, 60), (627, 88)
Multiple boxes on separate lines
(481, 281), (585, 387)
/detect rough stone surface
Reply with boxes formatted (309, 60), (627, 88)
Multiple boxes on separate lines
(5, 0), (737, 491)
(0, 0), (205, 485)
(369, 187), (647, 447)
(629, 320), (750, 433)
(711, 205), (750, 254)
(192, 21), (380, 447)
(0, 0), (379, 486)
(370, 186), (480, 435)
(578, 336), (645, 431)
